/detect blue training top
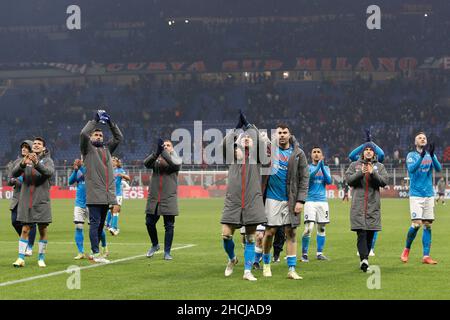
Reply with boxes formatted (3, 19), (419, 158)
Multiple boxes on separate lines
(406, 150), (442, 197)
(68, 166), (86, 208)
(306, 160), (332, 202)
(266, 146), (293, 201)
(114, 167), (127, 197)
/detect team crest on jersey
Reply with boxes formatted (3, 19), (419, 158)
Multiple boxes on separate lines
(412, 212), (417, 218)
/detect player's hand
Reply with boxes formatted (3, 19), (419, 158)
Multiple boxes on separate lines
(420, 148), (427, 158)
(364, 128), (372, 142)
(156, 138), (164, 155)
(294, 202), (303, 215)
(28, 153), (38, 165)
(367, 163), (374, 174)
(73, 159), (81, 170)
(240, 110), (250, 129)
(362, 164), (368, 174)
(99, 112), (111, 125)
(235, 110), (244, 129)
(428, 142), (435, 157)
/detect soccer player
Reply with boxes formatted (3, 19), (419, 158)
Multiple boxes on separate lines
(401, 132), (442, 264)
(301, 147), (332, 262)
(436, 177), (446, 205)
(345, 143), (388, 272)
(7, 140), (37, 257)
(144, 138), (182, 260)
(107, 156), (130, 236)
(80, 110), (123, 263)
(220, 112), (268, 281)
(261, 124), (309, 280)
(11, 137), (55, 268)
(69, 158), (109, 259)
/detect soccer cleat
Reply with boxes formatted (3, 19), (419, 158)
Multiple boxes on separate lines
(38, 260), (47, 268)
(400, 248), (410, 263)
(316, 254), (329, 261)
(253, 262), (262, 270)
(25, 248), (33, 257)
(287, 270), (303, 280)
(146, 244), (160, 258)
(109, 228), (120, 236)
(224, 257), (238, 277)
(263, 264), (272, 277)
(13, 258), (25, 268)
(243, 272), (257, 281)
(164, 253), (173, 260)
(422, 256), (438, 265)
(301, 254), (309, 263)
(74, 253), (86, 260)
(102, 246), (110, 257)
(360, 259), (369, 272)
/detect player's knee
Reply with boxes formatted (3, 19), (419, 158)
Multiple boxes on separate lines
(303, 223), (314, 236)
(423, 221), (433, 228)
(75, 223), (84, 230)
(222, 234), (233, 241)
(245, 234), (256, 244)
(411, 222), (421, 229)
(317, 224), (326, 236)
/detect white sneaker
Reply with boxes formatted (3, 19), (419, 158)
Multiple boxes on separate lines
(25, 248), (33, 257)
(243, 271), (257, 281)
(91, 254), (110, 264)
(38, 260), (46, 268)
(369, 250), (375, 257)
(263, 264), (272, 277)
(13, 258), (25, 268)
(287, 270), (303, 280)
(224, 257), (238, 277)
(74, 253), (86, 260)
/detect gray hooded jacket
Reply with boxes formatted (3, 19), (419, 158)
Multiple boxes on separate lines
(144, 150), (182, 216)
(7, 140), (33, 211)
(11, 150), (54, 224)
(345, 157), (388, 231)
(80, 120), (123, 205)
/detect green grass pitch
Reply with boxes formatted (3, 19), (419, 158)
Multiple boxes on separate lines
(0, 198), (449, 299)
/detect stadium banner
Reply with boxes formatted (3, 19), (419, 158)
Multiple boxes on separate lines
(1, 186), (449, 200)
(3, 56), (450, 78)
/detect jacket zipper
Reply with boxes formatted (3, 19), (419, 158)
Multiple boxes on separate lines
(364, 172), (369, 215)
(102, 149), (108, 196)
(29, 168), (35, 209)
(241, 150), (247, 209)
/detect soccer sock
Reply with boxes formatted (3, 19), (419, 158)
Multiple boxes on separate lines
(371, 231), (378, 250)
(100, 229), (107, 248)
(405, 225), (420, 249)
(38, 240), (48, 261)
(106, 210), (112, 227)
(254, 246), (263, 263)
(262, 253), (271, 265)
(18, 238), (28, 259)
(287, 255), (297, 272)
(422, 225), (432, 257)
(244, 242), (255, 271)
(301, 234), (311, 255)
(112, 214), (119, 230)
(75, 227), (84, 253)
(317, 235), (326, 255)
(223, 238), (235, 261)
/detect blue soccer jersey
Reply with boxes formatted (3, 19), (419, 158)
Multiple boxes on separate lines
(68, 166), (86, 208)
(114, 168), (127, 196)
(266, 146), (293, 201)
(306, 161), (332, 202)
(406, 151), (442, 197)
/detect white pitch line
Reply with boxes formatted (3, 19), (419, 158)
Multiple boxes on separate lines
(0, 244), (196, 288)
(0, 241), (166, 246)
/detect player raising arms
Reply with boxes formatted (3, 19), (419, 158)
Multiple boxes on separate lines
(80, 110), (123, 263)
(106, 156), (130, 236)
(220, 111), (268, 281)
(12, 137), (54, 268)
(261, 123), (309, 280)
(401, 132), (442, 264)
(301, 147), (332, 262)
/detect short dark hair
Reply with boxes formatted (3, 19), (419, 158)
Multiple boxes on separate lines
(415, 131), (426, 138)
(311, 146), (322, 151)
(34, 137), (46, 147)
(276, 123), (290, 131)
(91, 128), (103, 134)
